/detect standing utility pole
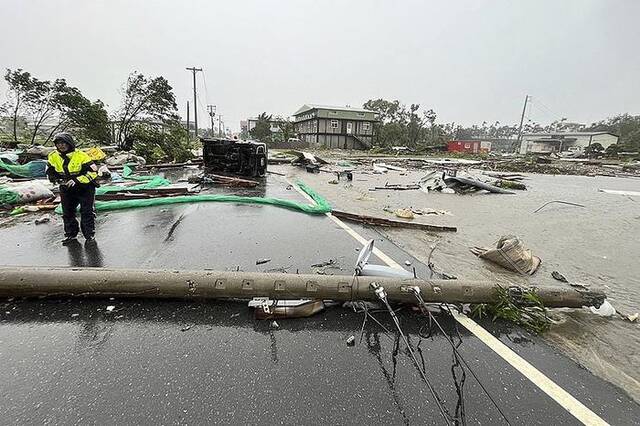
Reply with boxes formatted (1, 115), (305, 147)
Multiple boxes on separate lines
(186, 101), (190, 134)
(186, 67), (203, 138)
(218, 115), (223, 137)
(207, 105), (216, 136)
(516, 95), (529, 153)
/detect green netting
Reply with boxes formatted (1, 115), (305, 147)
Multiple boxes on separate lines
(122, 164), (158, 181)
(96, 176), (171, 195)
(0, 158), (47, 178)
(55, 180), (331, 215)
(0, 185), (21, 205)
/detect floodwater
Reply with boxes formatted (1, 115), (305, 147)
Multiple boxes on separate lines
(283, 165), (640, 401)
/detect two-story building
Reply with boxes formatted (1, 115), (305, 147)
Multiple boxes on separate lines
(293, 104), (377, 149)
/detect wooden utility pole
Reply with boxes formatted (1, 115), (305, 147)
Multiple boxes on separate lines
(186, 67), (203, 138)
(186, 101), (190, 135)
(516, 95), (529, 153)
(207, 105), (216, 135)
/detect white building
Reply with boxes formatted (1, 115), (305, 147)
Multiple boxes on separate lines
(519, 132), (619, 154)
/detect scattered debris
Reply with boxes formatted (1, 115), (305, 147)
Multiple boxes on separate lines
(181, 325), (192, 332)
(189, 173), (259, 188)
(311, 259), (337, 268)
(590, 300), (616, 317)
(256, 258), (272, 265)
(551, 271), (568, 283)
(626, 313), (639, 322)
(328, 179), (338, 184)
(331, 209), (457, 232)
(471, 235), (541, 275)
(534, 200), (586, 213)
(471, 286), (551, 334)
(394, 208), (414, 219)
(598, 189), (640, 197)
(375, 163), (407, 172)
(372, 183), (420, 191)
(354, 240), (414, 278)
(494, 180), (527, 190)
(106, 305), (115, 312)
(34, 214), (51, 225)
(270, 320), (280, 329)
(444, 175), (515, 194)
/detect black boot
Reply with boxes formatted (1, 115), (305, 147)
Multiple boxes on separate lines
(61, 236), (77, 245)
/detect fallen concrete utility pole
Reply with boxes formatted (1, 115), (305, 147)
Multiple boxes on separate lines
(0, 267), (604, 308)
(331, 210), (457, 232)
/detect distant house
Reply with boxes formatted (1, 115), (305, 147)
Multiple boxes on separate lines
(519, 132), (619, 154)
(448, 140), (492, 154)
(293, 104), (377, 149)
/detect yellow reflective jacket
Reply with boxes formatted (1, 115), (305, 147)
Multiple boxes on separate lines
(47, 149), (97, 185)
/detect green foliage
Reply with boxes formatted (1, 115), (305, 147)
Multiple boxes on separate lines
(115, 72), (179, 148)
(250, 112), (273, 143)
(272, 115), (295, 143)
(3, 68), (110, 146)
(584, 142), (604, 157)
(131, 120), (193, 164)
(470, 286), (551, 334)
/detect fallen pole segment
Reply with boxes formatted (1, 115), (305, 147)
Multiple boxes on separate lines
(0, 267), (605, 308)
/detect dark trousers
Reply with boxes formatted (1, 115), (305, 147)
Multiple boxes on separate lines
(60, 185), (96, 238)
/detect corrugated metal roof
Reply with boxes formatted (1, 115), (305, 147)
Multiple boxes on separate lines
(293, 104), (374, 115)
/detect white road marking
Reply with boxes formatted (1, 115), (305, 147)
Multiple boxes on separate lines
(291, 180), (609, 426)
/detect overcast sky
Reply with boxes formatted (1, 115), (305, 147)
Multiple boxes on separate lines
(1, 0), (639, 131)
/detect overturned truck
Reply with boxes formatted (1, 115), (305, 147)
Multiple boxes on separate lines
(201, 138), (267, 178)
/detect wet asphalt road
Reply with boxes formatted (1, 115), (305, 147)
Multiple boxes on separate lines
(1, 175), (639, 424)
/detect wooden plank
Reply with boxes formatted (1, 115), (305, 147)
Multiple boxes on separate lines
(331, 209), (457, 232)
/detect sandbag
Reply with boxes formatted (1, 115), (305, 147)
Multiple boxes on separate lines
(471, 235), (541, 275)
(4, 181), (54, 204)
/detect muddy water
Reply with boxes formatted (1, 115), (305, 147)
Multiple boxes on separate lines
(281, 165), (640, 401)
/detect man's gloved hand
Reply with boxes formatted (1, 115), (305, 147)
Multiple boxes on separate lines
(64, 179), (76, 188)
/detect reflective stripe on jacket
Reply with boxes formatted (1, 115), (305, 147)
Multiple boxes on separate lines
(47, 150), (97, 184)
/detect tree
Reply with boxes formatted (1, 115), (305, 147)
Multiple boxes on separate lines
(4, 69), (44, 143)
(3, 69), (111, 145)
(584, 142), (604, 157)
(115, 72), (178, 148)
(272, 116), (295, 143)
(250, 112), (272, 143)
(131, 119), (193, 163)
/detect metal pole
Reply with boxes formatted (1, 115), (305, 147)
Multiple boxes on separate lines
(517, 95), (529, 153)
(0, 266), (605, 308)
(207, 105), (216, 136)
(186, 101), (190, 136)
(186, 67), (203, 138)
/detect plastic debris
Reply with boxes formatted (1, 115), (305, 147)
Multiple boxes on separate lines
(471, 235), (541, 275)
(394, 208), (414, 219)
(34, 214), (51, 225)
(590, 300), (616, 317)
